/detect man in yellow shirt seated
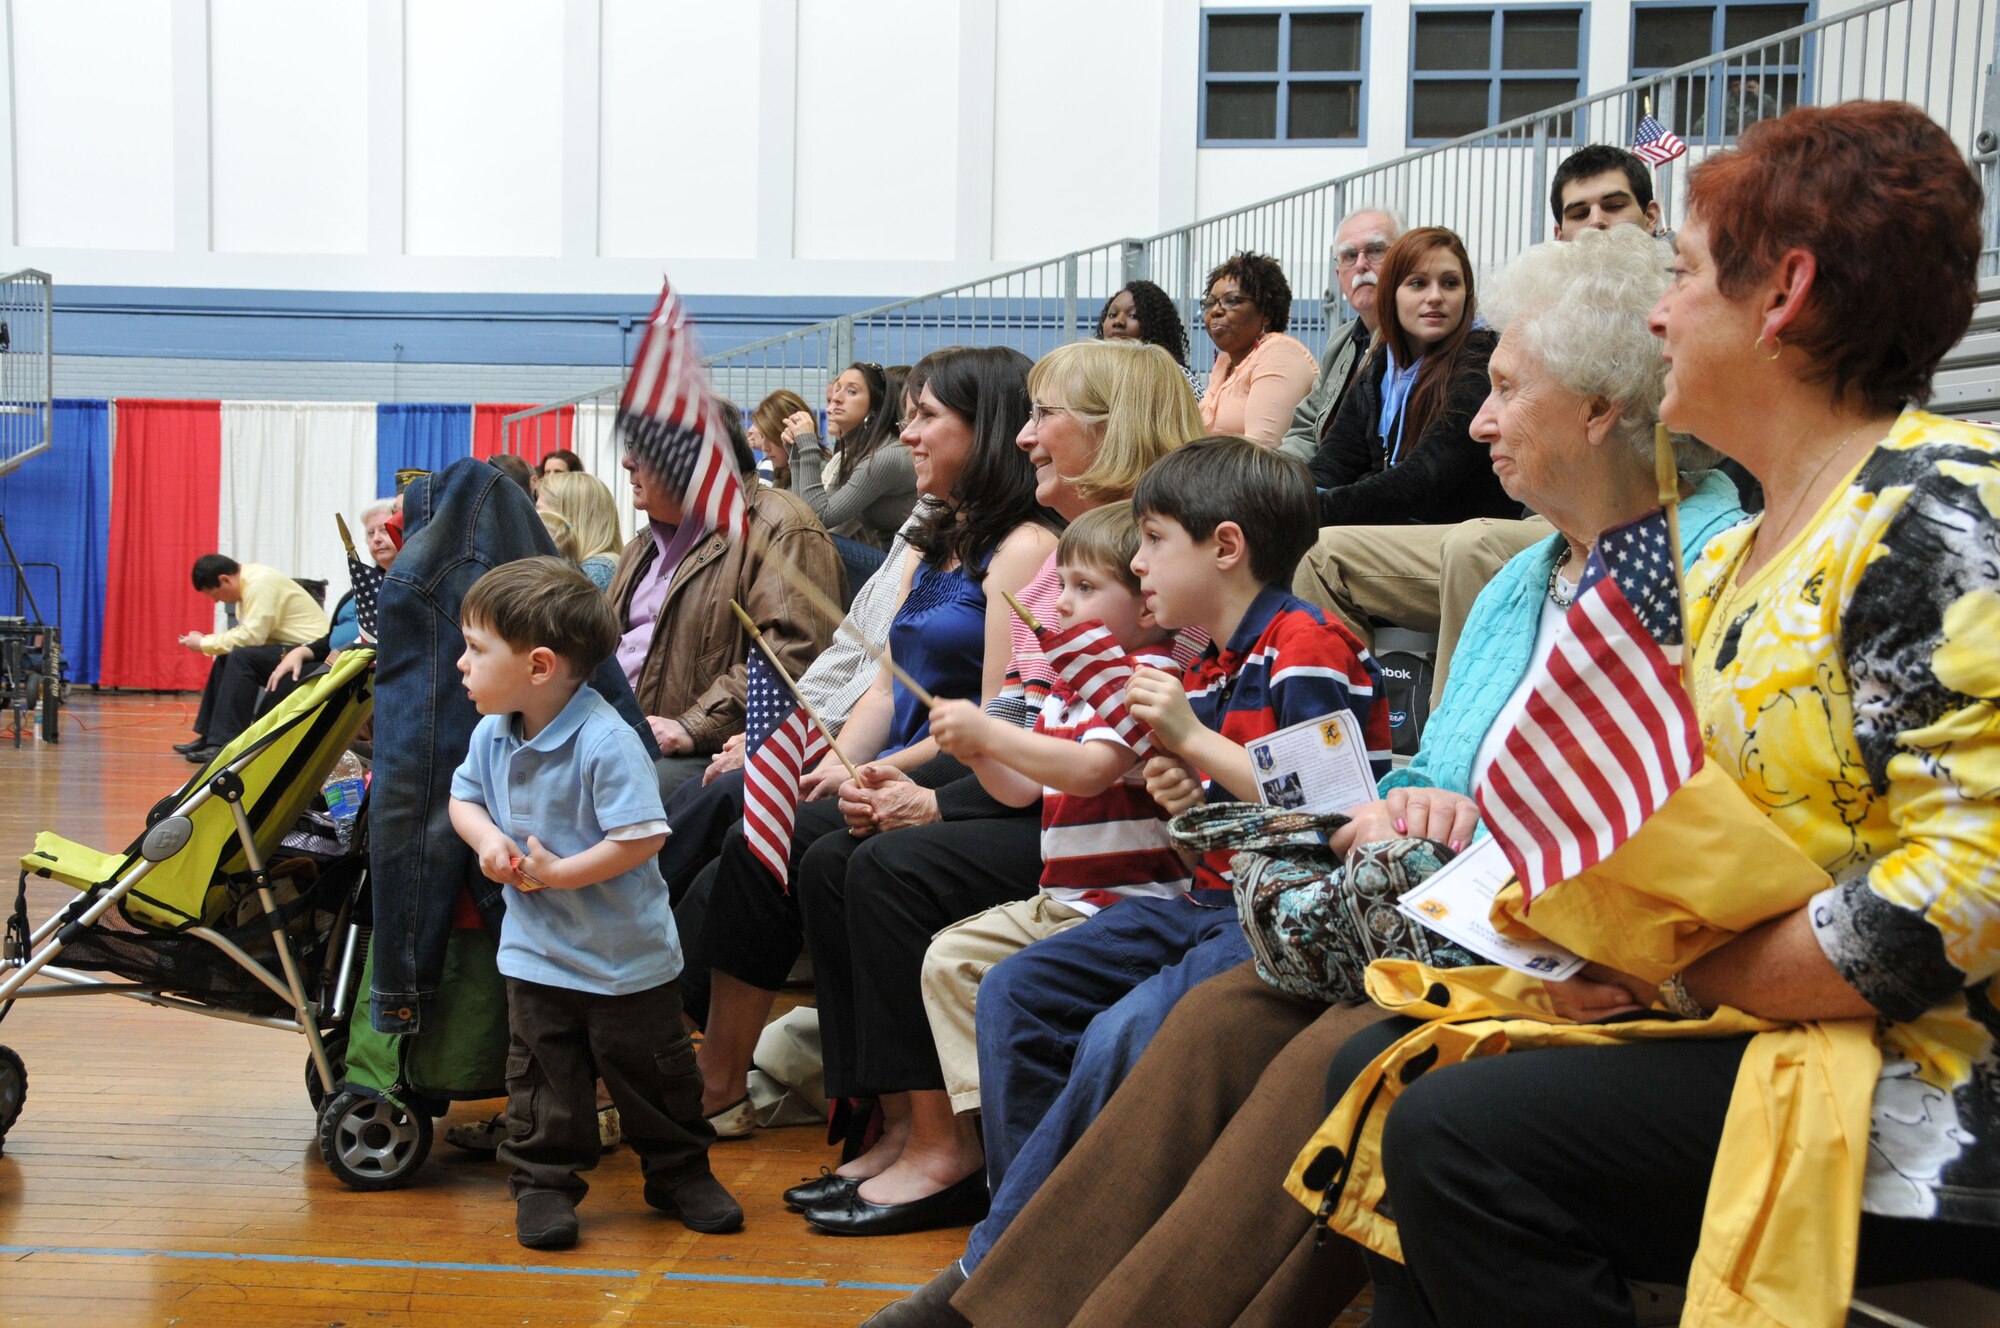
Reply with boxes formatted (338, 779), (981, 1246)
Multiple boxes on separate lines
(173, 553), (331, 764)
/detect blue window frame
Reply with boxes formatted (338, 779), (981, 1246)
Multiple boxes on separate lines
(1629, 2), (1812, 141)
(1407, 6), (1587, 147)
(1199, 8), (1369, 146)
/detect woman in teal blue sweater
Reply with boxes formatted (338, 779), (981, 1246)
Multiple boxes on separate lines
(917, 226), (1749, 1328)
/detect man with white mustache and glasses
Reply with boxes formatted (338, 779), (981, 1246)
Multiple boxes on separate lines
(1278, 208), (1401, 461)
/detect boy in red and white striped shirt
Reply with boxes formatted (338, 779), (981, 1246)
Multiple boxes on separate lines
(924, 506), (1190, 1113)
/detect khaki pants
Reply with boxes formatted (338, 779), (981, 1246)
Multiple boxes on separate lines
(1293, 517), (1551, 708)
(920, 894), (1089, 1113)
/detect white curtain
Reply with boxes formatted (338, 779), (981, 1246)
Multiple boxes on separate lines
(572, 400), (642, 547)
(218, 402), (381, 613)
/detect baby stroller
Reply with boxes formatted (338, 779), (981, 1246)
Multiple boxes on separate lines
(0, 650), (377, 1162)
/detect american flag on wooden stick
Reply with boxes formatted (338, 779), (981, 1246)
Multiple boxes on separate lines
(618, 277), (748, 539)
(1631, 114), (1688, 166)
(1035, 619), (1160, 758)
(1472, 509), (1704, 906)
(742, 649), (830, 887)
(334, 513), (383, 643)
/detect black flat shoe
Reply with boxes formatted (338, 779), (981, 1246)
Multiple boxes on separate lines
(783, 1167), (861, 1211)
(802, 1170), (988, 1237)
(171, 737), (208, 754)
(184, 745), (224, 765)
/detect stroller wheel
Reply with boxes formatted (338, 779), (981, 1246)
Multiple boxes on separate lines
(317, 1089), (432, 1190)
(0, 1045), (24, 1154)
(304, 1030), (348, 1112)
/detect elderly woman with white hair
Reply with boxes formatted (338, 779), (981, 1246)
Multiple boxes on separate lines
(883, 224), (1747, 1328)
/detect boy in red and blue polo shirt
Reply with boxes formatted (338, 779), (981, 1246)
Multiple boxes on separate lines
(935, 439), (1388, 1297)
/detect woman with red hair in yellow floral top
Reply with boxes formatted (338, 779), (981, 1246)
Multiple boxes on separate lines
(1306, 100), (2000, 1328)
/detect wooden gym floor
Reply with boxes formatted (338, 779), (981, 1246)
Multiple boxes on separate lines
(0, 692), (963, 1328)
(0, 691), (1372, 1328)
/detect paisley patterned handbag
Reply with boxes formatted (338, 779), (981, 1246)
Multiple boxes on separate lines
(1169, 802), (1476, 1004)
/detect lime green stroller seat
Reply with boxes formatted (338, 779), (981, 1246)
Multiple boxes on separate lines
(0, 650), (376, 1155)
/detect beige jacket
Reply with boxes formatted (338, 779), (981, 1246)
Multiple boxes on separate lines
(606, 486), (841, 753)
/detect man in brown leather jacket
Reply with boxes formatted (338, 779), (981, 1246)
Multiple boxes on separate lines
(607, 405), (842, 796)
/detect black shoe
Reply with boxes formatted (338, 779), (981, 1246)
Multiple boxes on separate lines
(644, 1171), (744, 1233)
(858, 1263), (970, 1327)
(171, 737), (208, 754)
(802, 1171), (988, 1237)
(516, 1191), (579, 1249)
(783, 1167), (861, 1211)
(184, 745), (224, 765)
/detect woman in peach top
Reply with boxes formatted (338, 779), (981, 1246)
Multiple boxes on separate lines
(1196, 251), (1321, 448)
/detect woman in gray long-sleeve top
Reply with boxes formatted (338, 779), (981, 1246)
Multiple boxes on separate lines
(782, 363), (920, 591)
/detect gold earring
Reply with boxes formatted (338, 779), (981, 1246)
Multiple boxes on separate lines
(1757, 334), (1783, 361)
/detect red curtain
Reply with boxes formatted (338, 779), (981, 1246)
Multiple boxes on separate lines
(472, 403), (573, 463)
(99, 401), (223, 691)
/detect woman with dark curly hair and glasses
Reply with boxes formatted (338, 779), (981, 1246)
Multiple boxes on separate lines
(1197, 251), (1320, 448)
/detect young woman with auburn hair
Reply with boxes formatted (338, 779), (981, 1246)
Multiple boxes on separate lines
(1308, 226), (1515, 528)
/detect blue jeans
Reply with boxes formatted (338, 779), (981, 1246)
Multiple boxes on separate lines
(832, 535), (887, 608)
(369, 458), (656, 1034)
(963, 894), (1252, 1271)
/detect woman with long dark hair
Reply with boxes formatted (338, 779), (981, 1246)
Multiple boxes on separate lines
(693, 346), (1058, 1142)
(1310, 227), (1514, 526)
(784, 361), (920, 586)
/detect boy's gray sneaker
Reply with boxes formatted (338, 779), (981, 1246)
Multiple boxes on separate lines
(645, 1172), (744, 1233)
(516, 1191), (579, 1249)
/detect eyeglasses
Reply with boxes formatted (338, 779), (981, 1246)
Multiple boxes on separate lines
(1028, 403), (1071, 426)
(1199, 293), (1251, 315)
(1335, 242), (1392, 270)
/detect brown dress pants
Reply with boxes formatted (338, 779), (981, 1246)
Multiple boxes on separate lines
(954, 962), (1377, 1328)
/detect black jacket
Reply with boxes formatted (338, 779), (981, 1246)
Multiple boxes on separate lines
(1310, 328), (1516, 526)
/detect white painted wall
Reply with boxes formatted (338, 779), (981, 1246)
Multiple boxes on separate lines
(793, 0), (961, 261)
(11, 0), (175, 251)
(210, 1), (371, 255)
(0, 0), (1982, 300)
(599, 0), (764, 261)
(403, 0), (566, 257)
(991, 0), (1167, 261)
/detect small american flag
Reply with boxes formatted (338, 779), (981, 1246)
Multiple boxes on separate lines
(1473, 509), (1704, 906)
(1631, 114), (1688, 166)
(742, 649), (830, 887)
(347, 553), (383, 644)
(618, 277), (748, 539)
(1036, 619), (1158, 758)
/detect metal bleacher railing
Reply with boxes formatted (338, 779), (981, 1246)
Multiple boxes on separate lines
(504, 0), (2000, 466)
(0, 270), (53, 484)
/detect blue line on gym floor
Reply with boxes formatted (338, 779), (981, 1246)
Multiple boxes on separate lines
(0, 1243), (921, 1291)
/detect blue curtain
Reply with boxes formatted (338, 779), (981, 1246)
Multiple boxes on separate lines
(0, 399), (112, 684)
(376, 403), (472, 497)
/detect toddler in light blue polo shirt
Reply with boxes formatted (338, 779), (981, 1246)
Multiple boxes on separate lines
(447, 557), (741, 1251)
